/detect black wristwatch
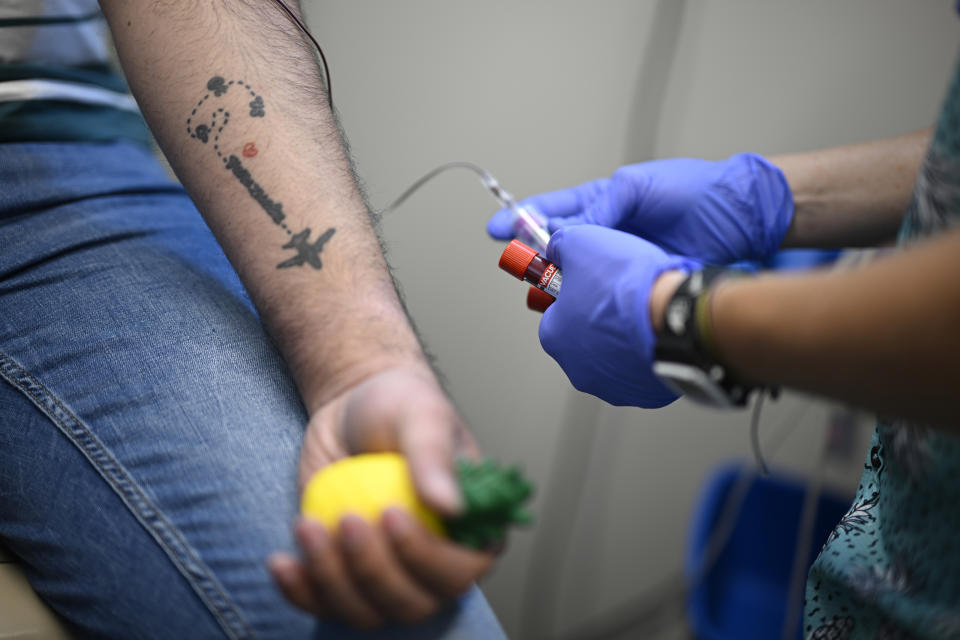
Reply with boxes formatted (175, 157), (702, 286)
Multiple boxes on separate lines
(653, 267), (762, 407)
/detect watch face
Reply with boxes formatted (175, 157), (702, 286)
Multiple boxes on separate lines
(666, 297), (692, 336)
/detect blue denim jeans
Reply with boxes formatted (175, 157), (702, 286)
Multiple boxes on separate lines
(0, 141), (505, 640)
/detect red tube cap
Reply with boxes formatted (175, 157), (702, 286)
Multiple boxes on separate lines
(499, 240), (538, 280)
(526, 286), (555, 313)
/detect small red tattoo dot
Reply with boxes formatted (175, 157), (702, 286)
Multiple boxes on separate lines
(242, 142), (258, 158)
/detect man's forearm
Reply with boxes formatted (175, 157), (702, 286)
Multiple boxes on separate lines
(774, 129), (930, 249)
(709, 228), (960, 426)
(100, 1), (425, 411)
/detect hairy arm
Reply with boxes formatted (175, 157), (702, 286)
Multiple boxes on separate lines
(98, 1), (492, 626)
(775, 129), (931, 249)
(99, 0), (423, 411)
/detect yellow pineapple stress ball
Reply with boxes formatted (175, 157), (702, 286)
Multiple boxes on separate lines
(301, 452), (533, 549)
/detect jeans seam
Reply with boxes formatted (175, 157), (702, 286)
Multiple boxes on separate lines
(0, 350), (257, 640)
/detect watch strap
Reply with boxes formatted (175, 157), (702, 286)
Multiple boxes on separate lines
(694, 275), (723, 365)
(655, 267), (730, 366)
(654, 267), (760, 406)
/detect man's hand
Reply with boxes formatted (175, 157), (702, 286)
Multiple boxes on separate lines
(268, 367), (495, 629)
(488, 154), (793, 264)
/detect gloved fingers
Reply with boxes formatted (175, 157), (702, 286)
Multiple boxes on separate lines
(524, 178), (609, 219)
(487, 179), (611, 241)
(486, 208), (519, 240)
(546, 224), (622, 266)
(548, 224), (671, 268)
(545, 224), (620, 267)
(544, 192), (616, 233)
(539, 226), (699, 409)
(544, 226), (568, 266)
(486, 204), (551, 241)
(544, 168), (652, 233)
(557, 163), (658, 238)
(536, 303), (564, 379)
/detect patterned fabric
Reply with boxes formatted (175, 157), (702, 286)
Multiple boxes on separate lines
(0, 1), (148, 145)
(0, 0), (106, 66)
(803, 54), (960, 640)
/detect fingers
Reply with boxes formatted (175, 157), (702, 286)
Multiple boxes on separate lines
(295, 518), (386, 629)
(399, 405), (462, 516)
(268, 552), (328, 616)
(383, 508), (493, 597)
(545, 177), (625, 234)
(486, 179), (610, 240)
(339, 515), (440, 624)
(545, 225), (569, 265)
(335, 369), (464, 515)
(487, 207), (519, 239)
(318, 366), (471, 530)
(527, 179), (609, 220)
(272, 514), (491, 629)
(283, 367), (494, 628)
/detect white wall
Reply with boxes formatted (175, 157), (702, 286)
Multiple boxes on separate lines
(302, 1), (958, 636)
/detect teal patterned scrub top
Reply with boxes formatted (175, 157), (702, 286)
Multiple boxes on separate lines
(803, 51), (960, 640)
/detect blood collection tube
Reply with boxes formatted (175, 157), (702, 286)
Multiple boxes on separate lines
(510, 205), (550, 253)
(526, 286), (555, 313)
(499, 240), (562, 305)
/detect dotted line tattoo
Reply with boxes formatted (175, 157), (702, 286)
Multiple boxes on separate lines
(187, 76), (336, 270)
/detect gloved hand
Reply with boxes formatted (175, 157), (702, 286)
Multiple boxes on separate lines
(539, 225), (699, 408)
(488, 153), (793, 264)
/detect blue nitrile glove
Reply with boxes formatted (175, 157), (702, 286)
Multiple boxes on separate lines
(539, 225), (700, 408)
(487, 153), (793, 264)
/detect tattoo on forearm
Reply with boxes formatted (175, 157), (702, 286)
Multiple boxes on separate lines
(186, 76), (335, 270)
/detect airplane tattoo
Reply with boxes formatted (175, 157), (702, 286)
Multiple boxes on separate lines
(187, 76), (335, 270)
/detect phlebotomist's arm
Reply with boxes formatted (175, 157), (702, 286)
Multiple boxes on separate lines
(648, 130), (960, 425)
(653, 228), (960, 426)
(515, 128), (960, 426)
